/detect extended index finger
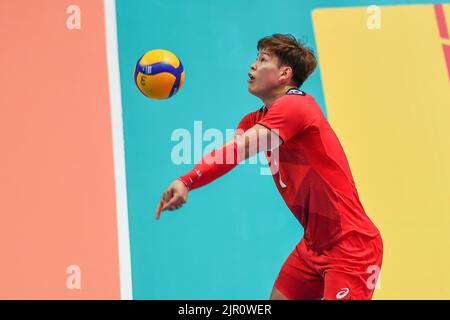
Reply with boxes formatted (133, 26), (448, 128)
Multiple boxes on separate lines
(156, 200), (163, 220)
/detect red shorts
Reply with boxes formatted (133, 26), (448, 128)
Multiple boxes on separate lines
(274, 231), (383, 300)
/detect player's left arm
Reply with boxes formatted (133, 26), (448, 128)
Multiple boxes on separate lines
(155, 124), (282, 219)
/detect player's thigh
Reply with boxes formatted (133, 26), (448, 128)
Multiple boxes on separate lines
(273, 243), (324, 300)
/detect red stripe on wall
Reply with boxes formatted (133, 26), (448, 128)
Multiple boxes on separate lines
(442, 44), (450, 82)
(434, 4), (449, 39)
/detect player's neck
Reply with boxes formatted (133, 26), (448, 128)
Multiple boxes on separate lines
(262, 85), (296, 108)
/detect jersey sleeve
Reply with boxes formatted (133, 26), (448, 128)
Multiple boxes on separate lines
(236, 111), (256, 133)
(257, 95), (315, 143)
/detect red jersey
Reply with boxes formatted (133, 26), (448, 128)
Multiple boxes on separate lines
(237, 88), (379, 251)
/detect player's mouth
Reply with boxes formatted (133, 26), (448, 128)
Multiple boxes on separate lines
(248, 73), (256, 83)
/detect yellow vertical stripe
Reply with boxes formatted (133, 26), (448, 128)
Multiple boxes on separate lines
(313, 5), (450, 299)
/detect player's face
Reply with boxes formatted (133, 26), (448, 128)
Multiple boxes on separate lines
(248, 51), (283, 97)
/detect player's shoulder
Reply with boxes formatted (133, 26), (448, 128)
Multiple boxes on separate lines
(271, 88), (323, 119)
(237, 108), (259, 131)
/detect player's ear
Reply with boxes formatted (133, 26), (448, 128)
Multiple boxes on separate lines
(279, 66), (293, 83)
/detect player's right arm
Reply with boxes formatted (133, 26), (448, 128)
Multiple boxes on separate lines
(155, 120), (283, 219)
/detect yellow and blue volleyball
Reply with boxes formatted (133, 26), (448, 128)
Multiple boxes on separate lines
(134, 49), (185, 99)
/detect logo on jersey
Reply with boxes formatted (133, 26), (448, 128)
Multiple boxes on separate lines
(336, 288), (350, 300)
(286, 88), (305, 96)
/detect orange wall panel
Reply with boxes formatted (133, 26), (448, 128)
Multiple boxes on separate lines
(0, 0), (120, 299)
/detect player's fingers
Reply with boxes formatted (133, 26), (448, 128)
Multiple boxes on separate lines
(161, 196), (179, 211)
(171, 202), (184, 210)
(174, 201), (183, 210)
(156, 200), (163, 220)
(162, 190), (171, 202)
(176, 193), (187, 206)
(159, 188), (174, 205)
(166, 197), (185, 211)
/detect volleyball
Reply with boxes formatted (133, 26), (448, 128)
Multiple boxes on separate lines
(134, 49), (185, 99)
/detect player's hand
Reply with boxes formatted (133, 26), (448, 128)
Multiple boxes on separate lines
(155, 179), (189, 220)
